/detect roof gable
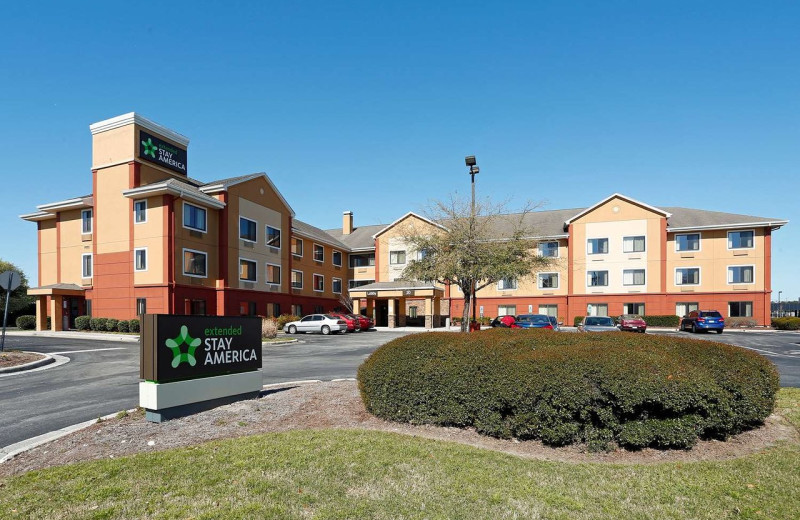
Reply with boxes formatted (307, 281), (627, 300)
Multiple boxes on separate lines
(565, 193), (671, 226)
(373, 212), (448, 239)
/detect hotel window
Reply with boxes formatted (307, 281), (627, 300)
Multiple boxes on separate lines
(81, 209), (92, 234)
(134, 248), (147, 272)
(587, 303), (609, 317)
(623, 269), (645, 286)
(728, 301), (753, 317)
(333, 277), (342, 294)
(675, 268), (700, 285)
(350, 253), (375, 267)
(498, 277), (517, 290)
(587, 238), (608, 255)
(314, 305), (324, 314)
(497, 305), (516, 316)
(82, 254), (93, 278)
(675, 233), (700, 251)
(183, 250), (207, 277)
(409, 306), (418, 319)
(728, 265), (754, 284)
(267, 303), (280, 318)
(332, 251), (342, 267)
(349, 279), (374, 289)
(266, 226), (281, 249)
(313, 244), (324, 262)
(134, 200), (147, 224)
(538, 273), (559, 289)
(183, 203), (207, 232)
(539, 241), (559, 258)
(538, 305), (558, 317)
(587, 270), (608, 287)
(86, 300), (92, 317)
(313, 274), (324, 292)
(623, 303), (645, 315)
(389, 250), (406, 264)
(239, 302), (257, 316)
(190, 299), (206, 315)
(728, 230), (754, 249)
(239, 217), (257, 242)
(291, 270), (303, 289)
(623, 236), (645, 253)
(416, 249), (429, 261)
(136, 298), (146, 316)
(676, 302), (699, 317)
(240, 259), (257, 282)
(291, 237), (303, 257)
(266, 264), (281, 285)
(291, 304), (302, 316)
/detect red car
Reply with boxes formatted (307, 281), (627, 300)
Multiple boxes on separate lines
(353, 314), (374, 331)
(490, 315), (522, 329)
(329, 312), (361, 332)
(617, 314), (647, 333)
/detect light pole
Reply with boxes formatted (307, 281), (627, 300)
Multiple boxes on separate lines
(465, 155), (479, 331)
(778, 291), (782, 317)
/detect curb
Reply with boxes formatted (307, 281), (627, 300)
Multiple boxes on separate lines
(0, 353), (55, 374)
(5, 331), (140, 342)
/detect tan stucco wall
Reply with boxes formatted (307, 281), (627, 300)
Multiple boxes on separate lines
(475, 240), (568, 297)
(174, 199), (220, 288)
(39, 220), (58, 286)
(133, 196), (166, 285)
(95, 164), (130, 254)
(376, 215), (441, 285)
(58, 209), (93, 285)
(92, 125), (135, 169)
(289, 236), (347, 298)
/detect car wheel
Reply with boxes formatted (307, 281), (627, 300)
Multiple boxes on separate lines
(288, 325), (297, 334)
(691, 323), (697, 333)
(716, 329), (723, 334)
(321, 325), (331, 335)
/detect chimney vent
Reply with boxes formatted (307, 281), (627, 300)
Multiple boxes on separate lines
(343, 211), (354, 235)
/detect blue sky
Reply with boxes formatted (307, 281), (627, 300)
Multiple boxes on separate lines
(1, 1), (798, 301)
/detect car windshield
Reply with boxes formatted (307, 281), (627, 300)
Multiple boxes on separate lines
(621, 315), (643, 320)
(323, 314), (337, 320)
(700, 311), (722, 318)
(517, 315), (549, 323)
(585, 317), (614, 326)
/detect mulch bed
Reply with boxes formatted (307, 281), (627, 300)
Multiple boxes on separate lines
(0, 351), (45, 369)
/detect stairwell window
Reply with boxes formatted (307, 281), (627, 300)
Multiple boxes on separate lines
(134, 200), (147, 224)
(81, 209), (93, 234)
(134, 248), (147, 272)
(82, 253), (93, 278)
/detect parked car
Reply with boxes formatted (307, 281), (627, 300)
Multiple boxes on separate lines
(546, 315), (560, 331)
(515, 314), (554, 330)
(283, 314), (348, 335)
(680, 310), (725, 334)
(328, 312), (361, 332)
(490, 315), (521, 328)
(353, 314), (374, 331)
(617, 314), (647, 333)
(578, 316), (619, 332)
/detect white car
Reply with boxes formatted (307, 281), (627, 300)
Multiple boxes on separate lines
(283, 314), (348, 335)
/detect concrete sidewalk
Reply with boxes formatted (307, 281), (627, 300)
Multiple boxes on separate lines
(5, 330), (140, 342)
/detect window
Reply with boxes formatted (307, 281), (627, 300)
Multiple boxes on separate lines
(183, 203), (207, 232)
(332, 277), (342, 294)
(86, 300), (92, 317)
(190, 299), (206, 315)
(314, 305), (324, 314)
(266, 264), (281, 285)
(623, 269), (646, 286)
(675, 268), (700, 285)
(538, 273), (559, 289)
(239, 217), (257, 242)
(497, 305), (516, 316)
(498, 277), (518, 290)
(350, 253), (375, 267)
(728, 301), (753, 317)
(409, 306), (418, 319)
(239, 259), (257, 282)
(267, 303), (280, 318)
(623, 236), (645, 253)
(313, 274), (324, 292)
(134, 200), (147, 224)
(389, 250), (406, 264)
(134, 248), (147, 272)
(239, 302), (257, 316)
(265, 226), (281, 249)
(728, 265), (754, 284)
(332, 251), (342, 267)
(82, 254), (93, 278)
(291, 270), (303, 289)
(587, 270), (608, 287)
(81, 209), (92, 234)
(291, 304), (302, 316)
(291, 238), (303, 257)
(587, 238), (609, 255)
(136, 298), (146, 316)
(728, 230), (754, 249)
(586, 303), (609, 317)
(349, 279), (374, 289)
(675, 233), (700, 252)
(676, 302), (699, 317)
(183, 249), (207, 277)
(624, 303), (645, 315)
(539, 241), (559, 258)
(539, 304), (558, 317)
(416, 250), (428, 261)
(313, 244), (324, 262)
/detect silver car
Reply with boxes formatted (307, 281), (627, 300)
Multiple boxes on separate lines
(284, 314), (348, 335)
(578, 316), (619, 333)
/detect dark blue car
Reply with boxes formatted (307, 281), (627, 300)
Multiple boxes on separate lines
(515, 314), (554, 330)
(680, 310), (725, 333)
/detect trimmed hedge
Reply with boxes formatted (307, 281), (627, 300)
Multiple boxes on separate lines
(75, 315), (91, 331)
(105, 319), (119, 332)
(573, 316), (584, 327)
(90, 317), (108, 331)
(641, 315), (680, 327)
(15, 315), (36, 330)
(117, 320), (130, 333)
(276, 314), (301, 330)
(772, 317), (800, 330)
(129, 319), (140, 333)
(358, 329), (779, 451)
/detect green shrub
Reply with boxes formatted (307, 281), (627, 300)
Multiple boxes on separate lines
(358, 329), (779, 451)
(129, 319), (140, 333)
(90, 317), (108, 331)
(105, 319), (119, 332)
(15, 315), (36, 330)
(276, 314), (301, 330)
(772, 317), (800, 330)
(573, 316), (583, 327)
(451, 316), (462, 325)
(641, 315), (681, 327)
(726, 317), (758, 328)
(74, 315), (91, 331)
(117, 320), (129, 333)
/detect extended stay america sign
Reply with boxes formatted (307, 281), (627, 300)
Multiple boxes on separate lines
(138, 130), (188, 175)
(140, 315), (261, 384)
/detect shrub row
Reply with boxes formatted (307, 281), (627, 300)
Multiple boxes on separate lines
(358, 329), (779, 451)
(74, 316), (140, 333)
(642, 315), (681, 327)
(726, 317), (758, 328)
(15, 315), (36, 330)
(275, 314), (302, 330)
(772, 317), (800, 330)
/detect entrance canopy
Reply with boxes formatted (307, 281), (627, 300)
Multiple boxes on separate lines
(28, 284), (86, 332)
(349, 280), (444, 300)
(350, 281), (444, 329)
(28, 283), (86, 297)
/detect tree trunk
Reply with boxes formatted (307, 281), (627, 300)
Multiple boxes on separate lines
(461, 291), (471, 333)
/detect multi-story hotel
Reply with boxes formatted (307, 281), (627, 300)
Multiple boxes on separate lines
(22, 114), (787, 330)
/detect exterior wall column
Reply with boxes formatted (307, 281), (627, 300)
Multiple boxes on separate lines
(35, 296), (48, 331)
(387, 298), (396, 328)
(397, 297), (406, 327)
(366, 298), (374, 322)
(434, 296), (441, 328)
(49, 295), (64, 331)
(424, 296), (433, 329)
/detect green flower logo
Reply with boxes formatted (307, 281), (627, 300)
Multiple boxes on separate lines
(142, 138), (158, 158)
(165, 325), (201, 368)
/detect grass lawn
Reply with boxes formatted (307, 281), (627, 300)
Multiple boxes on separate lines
(1, 389), (799, 520)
